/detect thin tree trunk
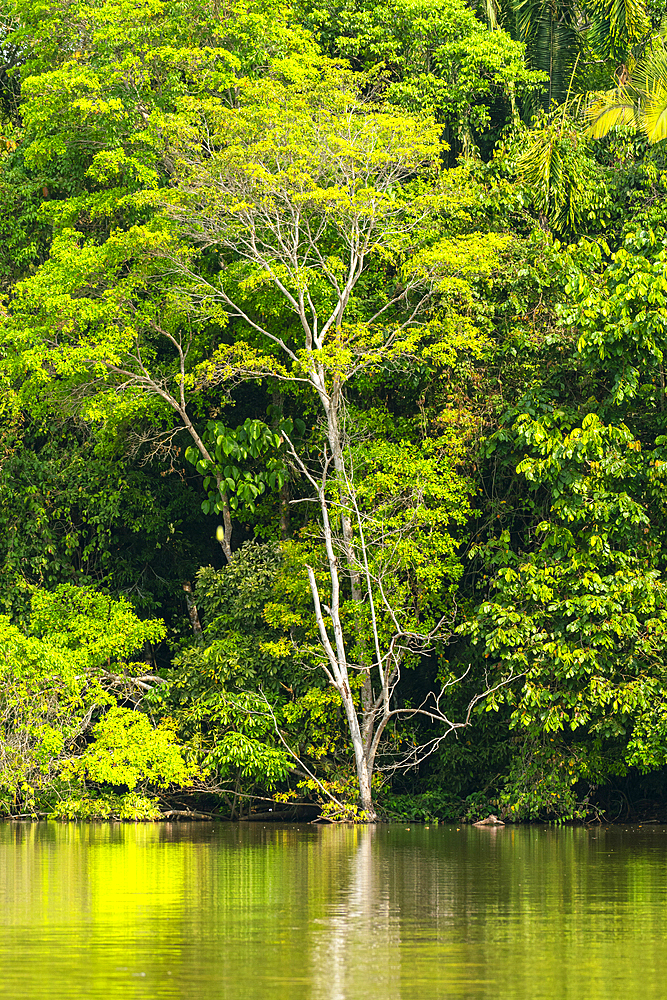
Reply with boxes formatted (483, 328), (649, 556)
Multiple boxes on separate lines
(216, 474), (233, 563)
(272, 390), (291, 538)
(312, 383), (378, 819)
(339, 682), (377, 820)
(178, 406), (234, 563)
(324, 377), (375, 725)
(279, 482), (291, 539)
(182, 581), (202, 636)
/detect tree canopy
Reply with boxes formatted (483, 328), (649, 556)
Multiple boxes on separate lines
(2, 0), (667, 824)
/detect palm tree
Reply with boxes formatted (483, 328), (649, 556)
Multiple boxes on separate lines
(586, 0), (651, 64)
(512, 0), (581, 104)
(480, 0), (651, 105)
(586, 31), (667, 143)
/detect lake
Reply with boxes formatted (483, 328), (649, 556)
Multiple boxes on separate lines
(0, 821), (665, 998)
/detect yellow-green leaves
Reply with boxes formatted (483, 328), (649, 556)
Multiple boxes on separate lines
(586, 32), (667, 144)
(62, 707), (196, 790)
(0, 587), (166, 814)
(30, 583), (166, 668)
(513, 117), (610, 234)
(164, 74), (446, 343)
(302, 0), (542, 147)
(563, 229), (667, 403)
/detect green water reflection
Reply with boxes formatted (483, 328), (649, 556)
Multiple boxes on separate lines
(0, 821), (665, 998)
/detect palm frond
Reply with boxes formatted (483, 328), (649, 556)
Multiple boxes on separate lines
(511, 0), (581, 103)
(585, 32), (667, 143)
(633, 35), (667, 141)
(642, 92), (667, 141)
(634, 35), (667, 92)
(632, 38), (667, 142)
(587, 0), (650, 62)
(485, 0), (501, 28)
(585, 91), (638, 137)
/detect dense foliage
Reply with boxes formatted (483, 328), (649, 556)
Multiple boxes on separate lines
(1, 0), (667, 822)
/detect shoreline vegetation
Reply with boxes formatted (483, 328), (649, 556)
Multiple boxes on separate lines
(6, 810), (667, 825)
(3, 0), (667, 826)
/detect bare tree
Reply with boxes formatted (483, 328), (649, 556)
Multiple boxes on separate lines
(160, 75), (515, 817)
(282, 429), (517, 819)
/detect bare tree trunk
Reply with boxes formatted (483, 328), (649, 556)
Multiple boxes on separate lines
(295, 369), (509, 821)
(305, 405), (379, 818)
(323, 375), (375, 729)
(340, 701), (375, 819)
(230, 767), (241, 821)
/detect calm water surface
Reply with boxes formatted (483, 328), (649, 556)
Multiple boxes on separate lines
(0, 821), (664, 998)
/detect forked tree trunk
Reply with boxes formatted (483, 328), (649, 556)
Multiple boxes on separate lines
(305, 375), (384, 819)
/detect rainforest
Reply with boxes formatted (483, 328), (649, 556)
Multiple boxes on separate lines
(1, 0), (667, 824)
